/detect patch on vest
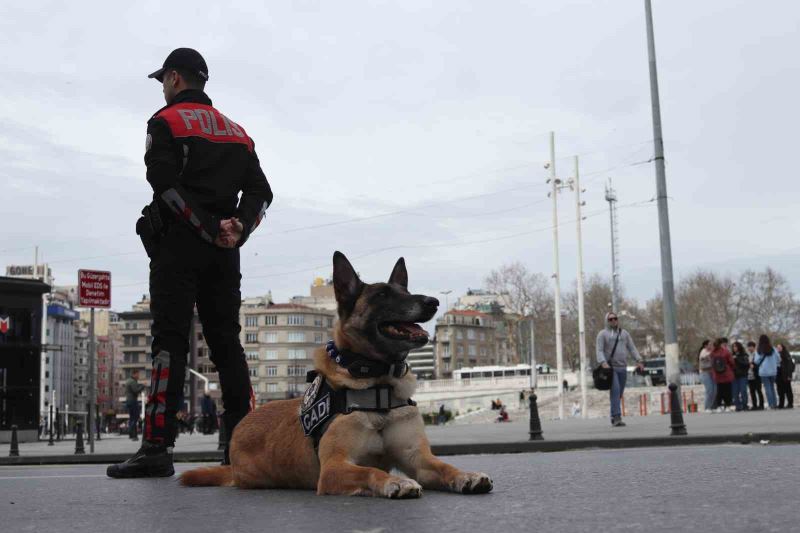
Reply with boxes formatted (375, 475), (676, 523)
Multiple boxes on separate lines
(302, 374), (322, 411)
(300, 393), (331, 437)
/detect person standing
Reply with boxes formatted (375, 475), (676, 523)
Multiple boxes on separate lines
(746, 341), (764, 410)
(710, 338), (735, 412)
(125, 370), (146, 440)
(776, 343), (794, 409)
(697, 339), (716, 412)
(754, 335), (781, 409)
(108, 48), (273, 479)
(596, 312), (644, 427)
(731, 341), (750, 411)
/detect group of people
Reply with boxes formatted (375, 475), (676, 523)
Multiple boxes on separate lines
(698, 334), (795, 412)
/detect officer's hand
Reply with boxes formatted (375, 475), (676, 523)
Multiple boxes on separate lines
(215, 218), (244, 248)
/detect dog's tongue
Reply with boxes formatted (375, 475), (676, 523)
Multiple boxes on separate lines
(386, 322), (429, 340)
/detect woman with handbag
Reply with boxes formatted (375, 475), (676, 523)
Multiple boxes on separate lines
(746, 341), (764, 410)
(595, 312), (644, 427)
(754, 335), (781, 409)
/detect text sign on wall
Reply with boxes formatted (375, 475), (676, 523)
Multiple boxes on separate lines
(78, 270), (111, 308)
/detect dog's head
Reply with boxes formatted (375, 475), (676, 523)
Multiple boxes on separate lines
(332, 251), (439, 364)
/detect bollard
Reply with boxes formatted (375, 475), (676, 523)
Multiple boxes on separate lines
(682, 392), (687, 414)
(668, 383), (688, 436)
(96, 405), (102, 441)
(643, 393), (648, 416)
(74, 422), (86, 455)
(48, 405), (55, 446)
(528, 393), (544, 440)
(56, 408), (62, 441)
(9, 425), (20, 457)
(217, 417), (227, 451)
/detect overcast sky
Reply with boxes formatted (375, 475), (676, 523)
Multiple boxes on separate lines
(1, 1), (798, 325)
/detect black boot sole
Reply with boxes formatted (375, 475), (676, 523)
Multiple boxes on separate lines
(106, 465), (175, 479)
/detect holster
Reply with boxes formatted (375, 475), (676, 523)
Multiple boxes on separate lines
(136, 201), (166, 259)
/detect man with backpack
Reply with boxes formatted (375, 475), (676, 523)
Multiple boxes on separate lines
(710, 338), (735, 412)
(596, 312), (644, 427)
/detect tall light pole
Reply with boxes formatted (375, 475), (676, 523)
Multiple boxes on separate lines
(604, 179), (620, 312)
(645, 0), (680, 389)
(547, 132), (565, 419)
(572, 156), (588, 419)
(439, 290), (452, 312)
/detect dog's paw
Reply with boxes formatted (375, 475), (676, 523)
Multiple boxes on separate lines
(383, 477), (423, 499)
(451, 472), (493, 494)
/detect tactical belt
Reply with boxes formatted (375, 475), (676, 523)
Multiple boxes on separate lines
(300, 370), (415, 450)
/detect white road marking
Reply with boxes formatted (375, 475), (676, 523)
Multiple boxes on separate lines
(0, 474), (107, 480)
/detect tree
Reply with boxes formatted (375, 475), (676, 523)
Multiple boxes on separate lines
(738, 268), (800, 341)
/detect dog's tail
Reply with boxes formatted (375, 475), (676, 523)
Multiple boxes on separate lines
(180, 465), (234, 487)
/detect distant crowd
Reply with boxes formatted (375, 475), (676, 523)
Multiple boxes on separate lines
(698, 334), (795, 412)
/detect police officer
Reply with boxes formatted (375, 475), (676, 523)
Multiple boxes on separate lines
(108, 48), (273, 478)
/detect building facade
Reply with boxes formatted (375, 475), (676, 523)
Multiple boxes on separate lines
(44, 290), (80, 413)
(434, 310), (497, 378)
(72, 321), (89, 414)
(240, 298), (335, 403)
(407, 341), (435, 380)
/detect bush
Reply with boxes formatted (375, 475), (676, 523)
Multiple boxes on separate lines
(422, 409), (454, 425)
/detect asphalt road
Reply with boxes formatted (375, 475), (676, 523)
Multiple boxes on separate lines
(2, 444), (797, 533)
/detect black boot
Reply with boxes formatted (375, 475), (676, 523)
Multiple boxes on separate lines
(106, 441), (175, 478)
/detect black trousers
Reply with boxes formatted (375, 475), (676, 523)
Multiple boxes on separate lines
(144, 223), (252, 447)
(715, 382), (733, 408)
(748, 379), (764, 409)
(777, 379), (794, 408)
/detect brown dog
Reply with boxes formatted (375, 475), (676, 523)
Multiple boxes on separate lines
(181, 251), (493, 498)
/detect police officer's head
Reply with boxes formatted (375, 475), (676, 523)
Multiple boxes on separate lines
(148, 48), (209, 104)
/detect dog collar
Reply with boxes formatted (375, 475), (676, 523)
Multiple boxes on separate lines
(325, 340), (409, 379)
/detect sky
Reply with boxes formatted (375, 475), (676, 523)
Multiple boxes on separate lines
(1, 1), (799, 326)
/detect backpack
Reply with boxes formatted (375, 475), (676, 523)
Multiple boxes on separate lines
(713, 356), (727, 374)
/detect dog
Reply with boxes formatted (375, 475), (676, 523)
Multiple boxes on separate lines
(180, 251), (493, 498)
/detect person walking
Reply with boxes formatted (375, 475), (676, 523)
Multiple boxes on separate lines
(746, 341), (764, 410)
(731, 341), (750, 411)
(754, 335), (781, 409)
(776, 343), (794, 409)
(710, 338), (735, 412)
(108, 48), (273, 479)
(596, 312), (644, 427)
(697, 339), (716, 412)
(125, 370), (146, 440)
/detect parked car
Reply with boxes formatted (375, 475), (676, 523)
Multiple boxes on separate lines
(643, 357), (666, 386)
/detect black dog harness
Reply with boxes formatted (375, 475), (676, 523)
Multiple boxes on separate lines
(299, 341), (416, 449)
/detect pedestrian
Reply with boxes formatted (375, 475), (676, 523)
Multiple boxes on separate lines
(108, 48), (273, 479)
(596, 311), (644, 427)
(519, 390), (525, 408)
(710, 338), (735, 412)
(437, 404), (446, 425)
(754, 335), (781, 409)
(731, 341), (750, 411)
(697, 339), (716, 412)
(125, 370), (145, 440)
(201, 393), (217, 434)
(776, 343), (794, 409)
(746, 341), (764, 410)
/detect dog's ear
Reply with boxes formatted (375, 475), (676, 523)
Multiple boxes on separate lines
(333, 251), (363, 315)
(388, 257), (408, 289)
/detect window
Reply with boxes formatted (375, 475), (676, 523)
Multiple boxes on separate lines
(287, 315), (305, 326)
(266, 366), (278, 376)
(265, 315), (277, 325)
(248, 368), (258, 378)
(288, 365), (306, 376)
(467, 329), (476, 340)
(245, 333), (258, 344)
(443, 361), (450, 371)
(326, 318), (334, 328)
(287, 331), (305, 343)
(468, 345), (477, 356)
(288, 349), (305, 359)
(246, 351), (259, 361)
(457, 345), (464, 355)
(197, 332), (204, 341)
(314, 316), (323, 327)
(456, 330), (463, 340)
(267, 383), (278, 393)
(245, 316), (258, 327)
(314, 332), (323, 343)
(479, 331), (486, 341)
(441, 345), (450, 358)
(265, 350), (278, 360)
(45, 371), (49, 378)
(480, 347), (487, 357)
(264, 332), (278, 343)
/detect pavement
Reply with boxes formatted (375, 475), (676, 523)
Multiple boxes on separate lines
(3, 407), (799, 465)
(2, 444), (798, 533)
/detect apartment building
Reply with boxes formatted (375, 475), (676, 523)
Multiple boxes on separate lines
(434, 310), (497, 378)
(241, 297), (335, 403)
(407, 341), (435, 380)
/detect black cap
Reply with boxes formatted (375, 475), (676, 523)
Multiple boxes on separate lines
(148, 48), (209, 83)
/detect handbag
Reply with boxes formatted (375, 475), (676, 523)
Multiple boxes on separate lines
(592, 331), (620, 390)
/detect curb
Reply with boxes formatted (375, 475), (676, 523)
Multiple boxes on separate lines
(3, 432), (800, 466)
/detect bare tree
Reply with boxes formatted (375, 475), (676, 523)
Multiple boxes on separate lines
(738, 268), (800, 340)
